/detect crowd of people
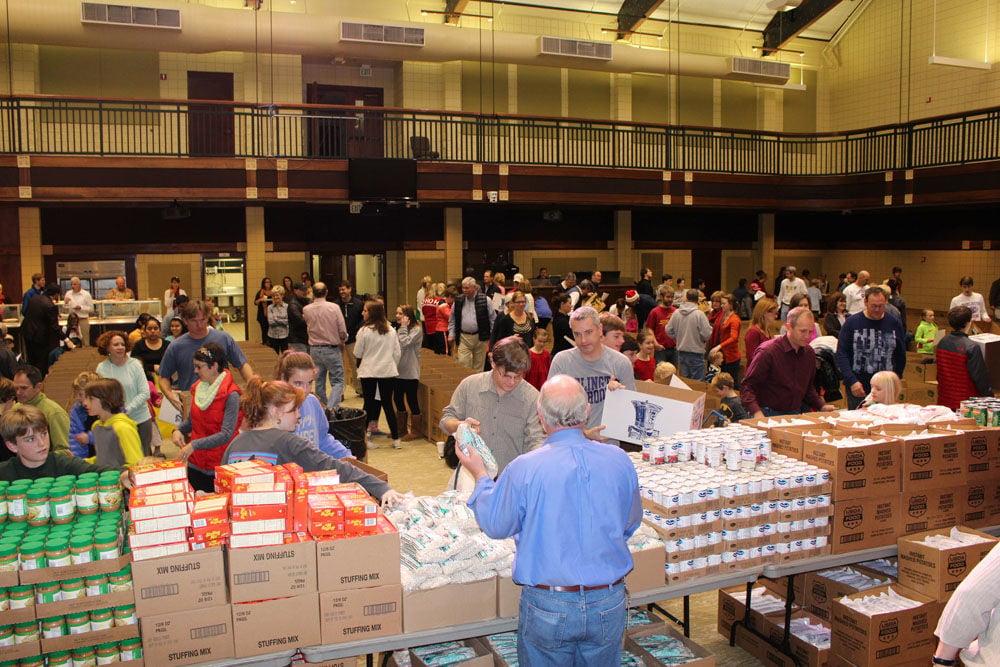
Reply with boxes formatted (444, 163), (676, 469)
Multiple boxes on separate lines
(2, 263), (1000, 665)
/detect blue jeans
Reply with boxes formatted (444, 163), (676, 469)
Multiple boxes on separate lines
(310, 344), (344, 410)
(678, 351), (706, 381)
(654, 348), (676, 366)
(517, 582), (626, 667)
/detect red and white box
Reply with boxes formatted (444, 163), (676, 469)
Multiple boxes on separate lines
(129, 527), (190, 550)
(229, 531), (286, 549)
(132, 541), (190, 561)
(129, 490), (193, 521)
(132, 459), (188, 487)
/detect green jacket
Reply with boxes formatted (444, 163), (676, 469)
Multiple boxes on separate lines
(22, 392), (71, 455)
(914, 320), (939, 354)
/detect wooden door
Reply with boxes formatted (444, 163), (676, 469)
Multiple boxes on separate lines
(188, 71), (235, 156)
(306, 84), (384, 158)
(691, 248), (722, 295)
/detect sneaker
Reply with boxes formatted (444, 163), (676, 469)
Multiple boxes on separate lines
(392, 439), (402, 450)
(367, 440), (380, 450)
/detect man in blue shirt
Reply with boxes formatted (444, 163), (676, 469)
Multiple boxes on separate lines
(456, 374), (642, 666)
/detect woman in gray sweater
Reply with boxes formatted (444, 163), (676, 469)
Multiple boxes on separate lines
(223, 377), (404, 505)
(393, 304), (424, 443)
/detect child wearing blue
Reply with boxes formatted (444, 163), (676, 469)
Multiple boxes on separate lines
(69, 371), (100, 458)
(273, 350), (353, 459)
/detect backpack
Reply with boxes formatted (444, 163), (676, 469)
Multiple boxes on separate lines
(736, 294), (754, 320)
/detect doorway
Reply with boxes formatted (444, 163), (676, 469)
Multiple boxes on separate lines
(188, 71), (235, 156)
(314, 253), (385, 301)
(306, 84), (384, 158)
(203, 255), (247, 341)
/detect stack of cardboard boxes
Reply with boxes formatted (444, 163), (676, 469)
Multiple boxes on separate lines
(747, 414), (1000, 553)
(417, 349), (478, 443)
(828, 526), (998, 667)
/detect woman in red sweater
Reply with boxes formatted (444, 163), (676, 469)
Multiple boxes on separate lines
(744, 297), (778, 364)
(709, 293), (743, 387)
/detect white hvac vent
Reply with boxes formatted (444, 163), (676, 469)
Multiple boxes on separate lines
(341, 22), (425, 47)
(729, 56), (790, 83)
(81, 3), (181, 29)
(539, 36), (612, 61)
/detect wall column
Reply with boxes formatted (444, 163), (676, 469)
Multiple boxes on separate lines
(444, 207), (463, 281)
(245, 207), (267, 344)
(755, 213), (775, 284)
(614, 210), (634, 282)
(19, 208), (42, 291)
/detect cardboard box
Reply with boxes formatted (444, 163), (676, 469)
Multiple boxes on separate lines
(829, 494), (901, 554)
(870, 426), (965, 492)
(344, 459), (389, 482)
(625, 545), (666, 593)
(830, 584), (942, 666)
(768, 425), (863, 459)
(410, 637), (494, 667)
(315, 530), (401, 592)
(226, 540), (317, 603)
(131, 547), (227, 617)
(18, 552), (132, 584)
(763, 610), (830, 667)
(732, 624), (797, 667)
(402, 577), (496, 633)
(602, 381), (706, 445)
(903, 381), (938, 406)
(319, 584), (402, 644)
(896, 525), (999, 600)
(804, 567), (891, 621)
(140, 604), (235, 666)
(968, 333), (1000, 389)
(802, 436), (902, 501)
(959, 480), (1000, 527)
(930, 424), (1000, 480)
(40, 624), (140, 654)
(900, 486), (962, 535)
(716, 584), (796, 638)
(625, 622), (716, 667)
(232, 593), (321, 658)
(497, 576), (521, 618)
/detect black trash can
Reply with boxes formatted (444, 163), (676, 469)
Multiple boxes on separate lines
(328, 406), (367, 460)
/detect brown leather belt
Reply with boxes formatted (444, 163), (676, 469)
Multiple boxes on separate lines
(531, 578), (624, 592)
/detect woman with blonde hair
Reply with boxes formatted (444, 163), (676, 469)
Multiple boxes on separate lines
(222, 378), (403, 504)
(273, 350), (353, 458)
(744, 297), (779, 363)
(354, 300), (401, 448)
(266, 285), (289, 353)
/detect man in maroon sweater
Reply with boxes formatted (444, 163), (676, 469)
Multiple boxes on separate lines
(740, 307), (838, 418)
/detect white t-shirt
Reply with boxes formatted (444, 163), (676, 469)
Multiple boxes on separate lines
(951, 291), (991, 321)
(843, 282), (865, 315)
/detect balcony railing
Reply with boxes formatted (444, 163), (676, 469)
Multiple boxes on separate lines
(2, 95), (1000, 176)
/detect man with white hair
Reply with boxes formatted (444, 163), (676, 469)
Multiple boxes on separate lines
(448, 277), (496, 371)
(64, 277), (93, 346)
(456, 374), (641, 666)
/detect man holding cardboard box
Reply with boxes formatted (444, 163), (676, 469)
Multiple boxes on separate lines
(456, 374), (642, 667)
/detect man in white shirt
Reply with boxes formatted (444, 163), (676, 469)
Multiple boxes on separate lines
(777, 266), (808, 320)
(63, 277), (93, 347)
(951, 275), (992, 324)
(843, 270), (869, 315)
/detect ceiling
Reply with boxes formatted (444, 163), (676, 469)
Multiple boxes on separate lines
(452, 0), (864, 42)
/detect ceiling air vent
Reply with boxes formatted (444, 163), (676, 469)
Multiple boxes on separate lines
(341, 22), (425, 47)
(539, 36), (612, 61)
(81, 3), (181, 30)
(729, 56), (790, 83)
